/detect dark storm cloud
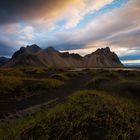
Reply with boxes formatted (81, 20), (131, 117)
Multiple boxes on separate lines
(0, 0), (35, 24)
(0, 0), (48, 24)
(0, 0), (75, 25)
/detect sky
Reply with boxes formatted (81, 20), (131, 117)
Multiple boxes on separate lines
(0, 0), (140, 65)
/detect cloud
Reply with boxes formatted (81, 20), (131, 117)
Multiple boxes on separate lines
(61, 0), (113, 29)
(0, 41), (15, 56)
(19, 26), (34, 40)
(53, 0), (140, 58)
(0, 0), (113, 28)
(0, 24), (35, 51)
(60, 47), (97, 56)
(0, 0), (73, 24)
(0, 0), (114, 56)
(122, 59), (140, 65)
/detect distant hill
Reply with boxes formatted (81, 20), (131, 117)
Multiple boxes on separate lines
(2, 44), (123, 68)
(0, 57), (10, 66)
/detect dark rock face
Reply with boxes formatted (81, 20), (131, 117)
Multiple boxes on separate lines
(12, 44), (41, 59)
(26, 44), (41, 53)
(2, 45), (123, 68)
(12, 47), (26, 59)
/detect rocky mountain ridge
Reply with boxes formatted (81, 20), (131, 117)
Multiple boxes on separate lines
(1, 44), (123, 68)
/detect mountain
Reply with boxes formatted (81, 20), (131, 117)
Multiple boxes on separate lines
(83, 47), (123, 67)
(5, 44), (43, 67)
(0, 57), (10, 66)
(12, 44), (41, 59)
(2, 45), (123, 68)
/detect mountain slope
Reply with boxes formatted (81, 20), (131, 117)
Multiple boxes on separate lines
(3, 45), (123, 68)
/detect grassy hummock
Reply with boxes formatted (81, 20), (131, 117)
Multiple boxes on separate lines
(0, 90), (139, 140)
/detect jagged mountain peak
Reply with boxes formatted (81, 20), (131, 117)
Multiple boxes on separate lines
(12, 44), (41, 59)
(45, 46), (58, 52)
(12, 47), (26, 59)
(26, 44), (41, 52)
(3, 45), (123, 68)
(95, 46), (111, 54)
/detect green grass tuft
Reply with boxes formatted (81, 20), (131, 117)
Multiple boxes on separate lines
(0, 76), (23, 94)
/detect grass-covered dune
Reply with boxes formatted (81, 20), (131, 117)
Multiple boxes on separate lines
(86, 69), (140, 101)
(0, 90), (140, 140)
(0, 67), (74, 97)
(0, 76), (64, 96)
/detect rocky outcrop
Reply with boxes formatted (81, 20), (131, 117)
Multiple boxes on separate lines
(3, 45), (123, 68)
